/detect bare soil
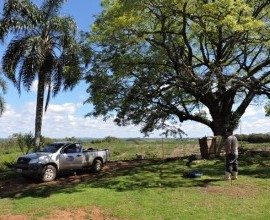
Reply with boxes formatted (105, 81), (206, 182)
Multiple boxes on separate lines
(0, 207), (119, 220)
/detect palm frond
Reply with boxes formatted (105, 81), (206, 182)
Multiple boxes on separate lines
(0, 96), (5, 116)
(1, 0), (84, 108)
(49, 16), (77, 36)
(2, 36), (42, 92)
(0, 77), (7, 94)
(0, 77), (6, 116)
(51, 63), (63, 97)
(41, 0), (67, 20)
(2, 38), (26, 90)
(45, 83), (51, 112)
(20, 57), (36, 91)
(1, 0), (41, 34)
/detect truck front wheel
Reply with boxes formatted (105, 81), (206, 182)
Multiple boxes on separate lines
(41, 165), (57, 182)
(91, 159), (103, 173)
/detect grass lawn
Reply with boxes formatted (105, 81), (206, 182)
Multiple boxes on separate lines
(0, 139), (269, 219)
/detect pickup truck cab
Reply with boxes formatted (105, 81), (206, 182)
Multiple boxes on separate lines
(15, 142), (110, 182)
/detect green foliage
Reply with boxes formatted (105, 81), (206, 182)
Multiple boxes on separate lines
(91, 136), (122, 144)
(103, 136), (121, 143)
(237, 133), (270, 143)
(86, 0), (270, 136)
(0, 141), (21, 172)
(12, 132), (35, 154)
(264, 102), (270, 116)
(64, 136), (80, 142)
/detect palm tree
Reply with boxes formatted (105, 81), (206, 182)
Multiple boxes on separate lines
(0, 0), (86, 151)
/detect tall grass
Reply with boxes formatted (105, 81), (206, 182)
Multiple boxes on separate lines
(83, 138), (201, 161)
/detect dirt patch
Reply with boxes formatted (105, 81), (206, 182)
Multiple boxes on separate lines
(0, 207), (120, 220)
(39, 208), (88, 220)
(91, 207), (119, 220)
(0, 214), (28, 220)
(199, 184), (258, 197)
(91, 207), (104, 220)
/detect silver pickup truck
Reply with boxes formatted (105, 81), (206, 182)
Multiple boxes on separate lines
(14, 142), (110, 182)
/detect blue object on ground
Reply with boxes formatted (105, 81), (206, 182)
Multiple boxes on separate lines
(183, 171), (203, 178)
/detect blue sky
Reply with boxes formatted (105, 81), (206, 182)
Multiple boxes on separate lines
(0, 0), (269, 139)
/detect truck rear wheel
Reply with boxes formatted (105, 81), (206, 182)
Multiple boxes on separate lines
(91, 159), (103, 173)
(41, 165), (57, 182)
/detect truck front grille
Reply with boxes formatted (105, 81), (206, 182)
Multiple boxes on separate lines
(17, 157), (31, 164)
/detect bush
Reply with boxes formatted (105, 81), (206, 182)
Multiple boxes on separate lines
(14, 132), (35, 154)
(0, 138), (18, 150)
(91, 136), (121, 144)
(236, 133), (270, 143)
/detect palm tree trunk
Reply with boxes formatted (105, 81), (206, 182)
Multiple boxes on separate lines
(34, 73), (45, 151)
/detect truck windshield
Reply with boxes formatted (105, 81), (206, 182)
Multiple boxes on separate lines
(42, 143), (65, 153)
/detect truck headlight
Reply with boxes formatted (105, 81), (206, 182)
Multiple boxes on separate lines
(29, 159), (39, 164)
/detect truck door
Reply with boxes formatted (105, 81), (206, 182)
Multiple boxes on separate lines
(59, 144), (83, 170)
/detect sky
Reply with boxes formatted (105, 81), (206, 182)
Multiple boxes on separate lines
(0, 0), (269, 139)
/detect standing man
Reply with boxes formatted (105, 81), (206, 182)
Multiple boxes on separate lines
(224, 128), (239, 180)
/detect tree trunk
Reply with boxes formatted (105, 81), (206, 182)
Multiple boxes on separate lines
(210, 113), (237, 136)
(34, 73), (45, 151)
(211, 120), (227, 136)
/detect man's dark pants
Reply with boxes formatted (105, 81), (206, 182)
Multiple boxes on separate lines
(226, 153), (238, 173)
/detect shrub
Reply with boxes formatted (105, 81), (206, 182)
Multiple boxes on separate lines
(14, 132), (35, 154)
(236, 133), (270, 143)
(91, 136), (121, 144)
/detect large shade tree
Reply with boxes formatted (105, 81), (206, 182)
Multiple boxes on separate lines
(85, 0), (270, 136)
(0, 0), (87, 150)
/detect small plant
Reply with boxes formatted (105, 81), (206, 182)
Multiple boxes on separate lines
(13, 132), (35, 154)
(3, 161), (14, 169)
(64, 136), (80, 142)
(145, 151), (158, 159)
(113, 151), (120, 156)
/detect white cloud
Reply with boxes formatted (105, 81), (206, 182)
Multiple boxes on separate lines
(2, 104), (21, 118)
(181, 121), (212, 138)
(30, 80), (38, 93)
(235, 104), (270, 134)
(241, 118), (270, 134)
(47, 103), (77, 114)
(0, 101), (145, 138)
(242, 105), (264, 117)
(1, 104), (34, 137)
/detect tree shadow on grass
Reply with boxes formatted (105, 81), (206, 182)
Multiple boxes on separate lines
(85, 159), (223, 192)
(238, 155), (270, 179)
(0, 155), (268, 199)
(0, 158), (221, 198)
